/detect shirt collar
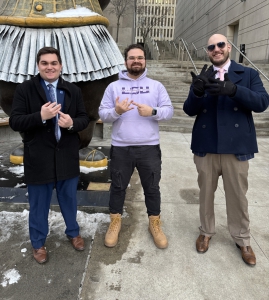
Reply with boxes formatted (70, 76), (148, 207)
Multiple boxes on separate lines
(44, 79), (58, 88)
(213, 59), (231, 72)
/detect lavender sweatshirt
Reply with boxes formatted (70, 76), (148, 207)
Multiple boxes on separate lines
(99, 69), (173, 146)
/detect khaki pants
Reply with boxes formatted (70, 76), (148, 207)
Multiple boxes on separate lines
(194, 154), (250, 247)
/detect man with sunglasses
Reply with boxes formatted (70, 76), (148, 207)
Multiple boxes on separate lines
(184, 34), (269, 266)
(99, 44), (173, 249)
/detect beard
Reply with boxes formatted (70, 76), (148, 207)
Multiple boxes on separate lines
(127, 63), (146, 76)
(209, 51), (229, 67)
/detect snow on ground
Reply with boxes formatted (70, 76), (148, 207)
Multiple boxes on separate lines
(80, 166), (107, 174)
(0, 209), (113, 243)
(8, 166), (24, 178)
(1, 269), (21, 287)
(0, 208), (126, 287)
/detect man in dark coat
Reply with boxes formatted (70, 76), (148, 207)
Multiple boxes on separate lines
(183, 34), (269, 266)
(9, 47), (90, 264)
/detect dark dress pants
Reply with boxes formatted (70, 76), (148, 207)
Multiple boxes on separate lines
(109, 145), (162, 216)
(28, 176), (80, 249)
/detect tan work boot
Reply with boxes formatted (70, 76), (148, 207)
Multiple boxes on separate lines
(104, 213), (122, 247)
(148, 215), (168, 249)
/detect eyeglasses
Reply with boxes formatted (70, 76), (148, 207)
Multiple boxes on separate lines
(207, 42), (226, 52)
(127, 56), (145, 61)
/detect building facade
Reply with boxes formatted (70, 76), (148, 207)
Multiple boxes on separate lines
(103, 2), (135, 49)
(135, 0), (177, 43)
(174, 0), (269, 63)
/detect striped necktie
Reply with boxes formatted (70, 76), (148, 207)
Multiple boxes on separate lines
(47, 84), (61, 141)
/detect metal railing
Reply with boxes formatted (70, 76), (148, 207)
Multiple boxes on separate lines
(178, 38), (198, 80)
(228, 40), (269, 82)
(145, 37), (160, 61)
(178, 39), (269, 82)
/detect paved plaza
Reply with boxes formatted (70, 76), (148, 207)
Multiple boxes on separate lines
(0, 131), (269, 299)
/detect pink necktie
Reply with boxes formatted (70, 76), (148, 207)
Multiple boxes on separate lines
(218, 68), (225, 81)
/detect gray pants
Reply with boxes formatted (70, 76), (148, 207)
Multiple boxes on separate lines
(194, 154), (250, 247)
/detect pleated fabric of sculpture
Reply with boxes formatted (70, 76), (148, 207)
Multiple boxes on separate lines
(0, 0), (125, 83)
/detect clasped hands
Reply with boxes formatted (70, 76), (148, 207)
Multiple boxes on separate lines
(41, 102), (73, 128)
(191, 64), (236, 97)
(115, 96), (153, 117)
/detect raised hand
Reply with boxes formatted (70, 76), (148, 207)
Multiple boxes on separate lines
(41, 102), (61, 121)
(190, 64), (217, 97)
(115, 97), (134, 115)
(58, 111), (73, 128)
(205, 73), (237, 97)
(132, 102), (153, 117)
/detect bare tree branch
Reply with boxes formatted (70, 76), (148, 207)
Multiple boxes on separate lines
(107, 0), (135, 42)
(136, 5), (172, 43)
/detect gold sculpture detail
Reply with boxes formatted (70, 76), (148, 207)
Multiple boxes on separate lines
(0, 0), (109, 28)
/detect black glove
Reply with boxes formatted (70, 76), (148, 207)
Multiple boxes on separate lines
(205, 73), (237, 97)
(190, 64), (217, 97)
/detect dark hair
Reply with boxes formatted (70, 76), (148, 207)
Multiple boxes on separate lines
(124, 44), (146, 61)
(36, 47), (62, 64)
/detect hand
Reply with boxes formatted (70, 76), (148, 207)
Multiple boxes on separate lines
(115, 97), (134, 115)
(205, 73), (237, 97)
(40, 102), (61, 121)
(58, 111), (73, 128)
(190, 64), (217, 97)
(132, 102), (153, 117)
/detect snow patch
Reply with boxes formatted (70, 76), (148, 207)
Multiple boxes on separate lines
(1, 269), (21, 287)
(46, 5), (99, 18)
(8, 166), (24, 177)
(80, 166), (107, 174)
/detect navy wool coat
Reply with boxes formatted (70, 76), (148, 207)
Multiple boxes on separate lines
(183, 60), (269, 154)
(9, 74), (90, 184)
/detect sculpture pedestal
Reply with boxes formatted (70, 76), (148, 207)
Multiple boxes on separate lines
(0, 145), (111, 207)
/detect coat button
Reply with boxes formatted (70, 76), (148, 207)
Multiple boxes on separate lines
(203, 109), (207, 113)
(47, 129), (51, 132)
(234, 107), (238, 111)
(235, 124), (239, 128)
(202, 125), (206, 128)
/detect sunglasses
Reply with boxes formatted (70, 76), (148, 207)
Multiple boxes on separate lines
(207, 42), (226, 52)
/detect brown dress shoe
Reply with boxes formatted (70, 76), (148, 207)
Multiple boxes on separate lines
(33, 246), (47, 264)
(236, 244), (256, 266)
(196, 234), (211, 253)
(68, 235), (85, 251)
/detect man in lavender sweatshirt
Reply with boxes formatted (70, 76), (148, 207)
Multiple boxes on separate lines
(99, 44), (173, 249)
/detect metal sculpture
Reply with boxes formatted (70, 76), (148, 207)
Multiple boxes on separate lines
(0, 0), (124, 166)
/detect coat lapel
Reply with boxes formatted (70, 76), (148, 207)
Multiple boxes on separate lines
(228, 61), (245, 84)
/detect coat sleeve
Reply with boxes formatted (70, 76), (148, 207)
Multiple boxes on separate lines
(9, 84), (45, 132)
(232, 69), (269, 113)
(98, 84), (121, 123)
(71, 87), (90, 132)
(183, 86), (205, 117)
(152, 83), (174, 121)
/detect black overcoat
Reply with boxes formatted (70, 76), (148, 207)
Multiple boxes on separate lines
(183, 60), (269, 154)
(9, 74), (90, 184)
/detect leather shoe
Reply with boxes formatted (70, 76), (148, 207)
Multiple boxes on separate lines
(196, 234), (211, 253)
(33, 246), (47, 264)
(236, 244), (256, 266)
(68, 235), (85, 251)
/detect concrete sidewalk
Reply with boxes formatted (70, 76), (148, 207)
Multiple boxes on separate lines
(80, 132), (269, 300)
(1, 132), (269, 300)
